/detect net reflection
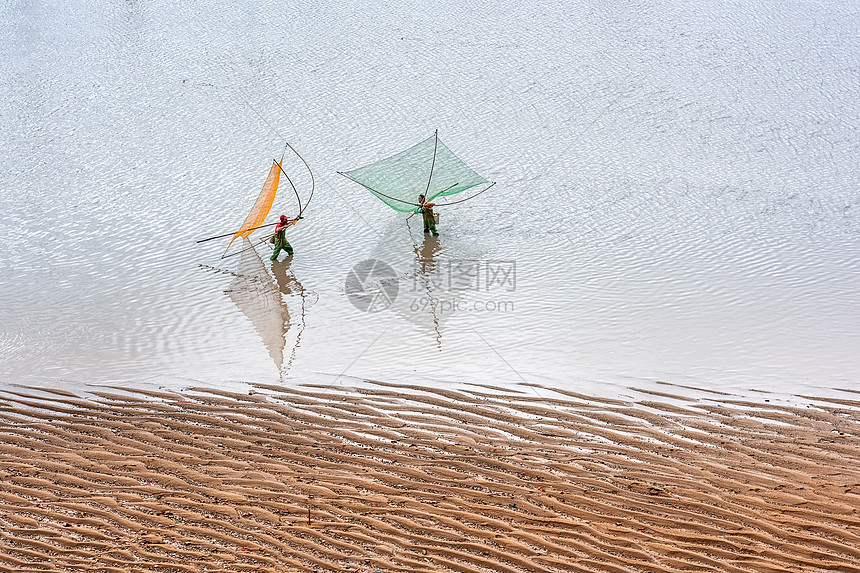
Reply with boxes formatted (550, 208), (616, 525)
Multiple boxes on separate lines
(224, 239), (311, 372)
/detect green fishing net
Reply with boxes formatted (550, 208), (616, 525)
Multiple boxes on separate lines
(342, 133), (488, 212)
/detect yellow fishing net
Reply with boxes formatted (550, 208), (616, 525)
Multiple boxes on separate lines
(227, 159), (281, 249)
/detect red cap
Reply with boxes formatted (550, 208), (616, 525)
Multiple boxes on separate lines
(280, 215), (288, 222)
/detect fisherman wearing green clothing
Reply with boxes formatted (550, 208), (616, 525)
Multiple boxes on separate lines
(270, 214), (294, 261)
(417, 194), (438, 236)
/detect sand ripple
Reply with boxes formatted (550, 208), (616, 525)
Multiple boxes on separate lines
(0, 383), (858, 572)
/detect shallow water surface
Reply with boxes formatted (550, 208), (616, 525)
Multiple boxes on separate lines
(1, 0), (858, 401)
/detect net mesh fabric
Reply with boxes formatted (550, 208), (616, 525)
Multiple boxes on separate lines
(343, 135), (487, 212)
(227, 160), (281, 249)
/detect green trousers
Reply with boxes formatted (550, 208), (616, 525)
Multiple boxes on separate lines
(270, 238), (293, 260)
(422, 211), (438, 236)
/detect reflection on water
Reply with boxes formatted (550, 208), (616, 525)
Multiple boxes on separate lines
(271, 255), (316, 371)
(225, 239), (289, 369)
(365, 217), (487, 346)
(409, 231), (444, 344)
(224, 239), (313, 373)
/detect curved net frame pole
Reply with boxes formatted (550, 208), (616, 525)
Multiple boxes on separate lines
(435, 181), (497, 207)
(424, 129), (439, 200)
(337, 171), (422, 207)
(286, 142), (315, 216)
(276, 161), (302, 217)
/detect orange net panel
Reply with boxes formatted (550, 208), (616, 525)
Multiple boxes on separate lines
(226, 160), (281, 250)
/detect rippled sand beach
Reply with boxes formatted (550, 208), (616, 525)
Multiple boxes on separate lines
(3, 0), (858, 570)
(0, 382), (857, 572)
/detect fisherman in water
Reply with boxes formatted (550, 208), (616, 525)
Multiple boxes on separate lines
(417, 194), (439, 236)
(270, 214), (295, 261)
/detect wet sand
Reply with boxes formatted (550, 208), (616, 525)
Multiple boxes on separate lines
(0, 381), (858, 572)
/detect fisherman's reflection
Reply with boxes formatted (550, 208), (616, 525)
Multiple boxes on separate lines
(271, 257), (301, 296)
(226, 240), (290, 369)
(411, 234), (443, 345)
(415, 233), (441, 276)
(271, 256), (314, 371)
